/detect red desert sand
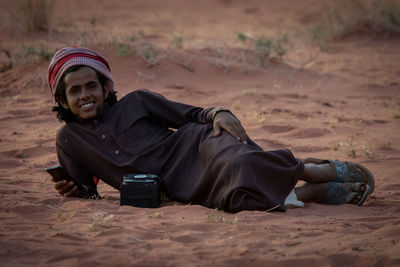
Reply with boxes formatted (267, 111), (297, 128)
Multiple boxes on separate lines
(0, 0), (400, 266)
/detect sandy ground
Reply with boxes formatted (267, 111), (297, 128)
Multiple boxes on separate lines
(1, 0), (400, 266)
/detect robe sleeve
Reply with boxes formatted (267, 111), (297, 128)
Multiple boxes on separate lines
(135, 89), (215, 128)
(56, 136), (99, 198)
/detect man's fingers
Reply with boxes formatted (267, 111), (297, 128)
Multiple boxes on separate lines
(213, 123), (221, 137)
(225, 127), (239, 141)
(56, 181), (75, 196)
(227, 122), (247, 142)
(236, 124), (248, 142)
(214, 118), (248, 143)
(64, 185), (78, 197)
(54, 180), (67, 190)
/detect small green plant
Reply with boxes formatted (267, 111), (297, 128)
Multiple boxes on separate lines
(237, 33), (247, 43)
(90, 17), (97, 27)
(21, 45), (54, 61)
(236, 32), (288, 67)
(171, 33), (184, 49)
(129, 29), (145, 43)
(254, 36), (273, 62)
(368, 0), (400, 32)
(139, 43), (161, 67)
(310, 0), (366, 51)
(114, 42), (134, 56)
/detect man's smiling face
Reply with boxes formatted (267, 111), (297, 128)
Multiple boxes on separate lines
(61, 66), (108, 120)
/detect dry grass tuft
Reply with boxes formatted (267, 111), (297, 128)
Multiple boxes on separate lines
(363, 144), (374, 159)
(148, 211), (163, 219)
(378, 141), (392, 149)
(206, 209), (238, 224)
(56, 208), (71, 223)
(0, 50), (13, 73)
(0, 45), (54, 73)
(236, 33), (289, 69)
(205, 44), (237, 73)
(391, 103), (400, 118)
(6, 0), (55, 33)
(110, 29), (166, 67)
(139, 43), (163, 67)
(332, 137), (359, 159)
(170, 33), (185, 50)
(311, 0), (400, 51)
(89, 210), (114, 232)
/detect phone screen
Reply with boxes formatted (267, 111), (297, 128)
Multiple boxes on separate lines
(46, 166), (73, 182)
(46, 166), (92, 196)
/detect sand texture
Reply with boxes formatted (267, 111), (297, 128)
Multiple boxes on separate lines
(0, 0), (400, 266)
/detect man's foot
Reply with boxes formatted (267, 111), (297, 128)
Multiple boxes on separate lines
(303, 158), (375, 193)
(294, 182), (373, 206)
(325, 182), (372, 206)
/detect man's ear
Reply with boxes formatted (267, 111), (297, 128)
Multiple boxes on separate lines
(59, 97), (70, 110)
(103, 83), (110, 99)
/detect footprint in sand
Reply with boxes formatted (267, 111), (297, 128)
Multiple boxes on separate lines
(170, 232), (205, 244)
(262, 125), (296, 134)
(291, 146), (329, 153)
(1, 145), (54, 160)
(7, 109), (35, 119)
(287, 128), (331, 139)
(253, 139), (289, 150)
(0, 158), (22, 168)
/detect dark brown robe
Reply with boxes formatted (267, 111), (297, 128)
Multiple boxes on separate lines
(56, 89), (303, 212)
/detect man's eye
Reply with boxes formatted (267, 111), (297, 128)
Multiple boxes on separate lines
(68, 88), (78, 94)
(88, 82), (98, 88)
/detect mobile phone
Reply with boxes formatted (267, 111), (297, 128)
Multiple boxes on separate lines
(46, 166), (83, 190)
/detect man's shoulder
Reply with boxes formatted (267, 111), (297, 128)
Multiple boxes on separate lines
(119, 88), (153, 101)
(56, 124), (71, 145)
(55, 123), (82, 145)
(56, 122), (75, 135)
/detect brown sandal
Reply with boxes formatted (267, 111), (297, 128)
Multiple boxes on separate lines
(303, 158), (375, 193)
(325, 182), (372, 206)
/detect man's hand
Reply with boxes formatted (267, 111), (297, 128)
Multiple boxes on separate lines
(53, 179), (80, 197)
(213, 111), (248, 143)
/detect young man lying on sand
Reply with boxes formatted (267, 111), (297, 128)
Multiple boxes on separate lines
(48, 47), (375, 212)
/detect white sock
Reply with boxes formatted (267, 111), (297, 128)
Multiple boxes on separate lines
(284, 189), (304, 208)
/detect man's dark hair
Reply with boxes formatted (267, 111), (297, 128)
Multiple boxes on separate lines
(52, 65), (117, 123)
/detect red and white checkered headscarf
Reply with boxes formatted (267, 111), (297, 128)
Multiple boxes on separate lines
(48, 47), (114, 96)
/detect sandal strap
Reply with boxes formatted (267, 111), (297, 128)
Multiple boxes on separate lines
(326, 182), (348, 205)
(330, 160), (348, 182)
(325, 182), (371, 206)
(304, 158), (375, 191)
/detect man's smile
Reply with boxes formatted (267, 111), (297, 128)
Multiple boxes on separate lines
(80, 102), (95, 109)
